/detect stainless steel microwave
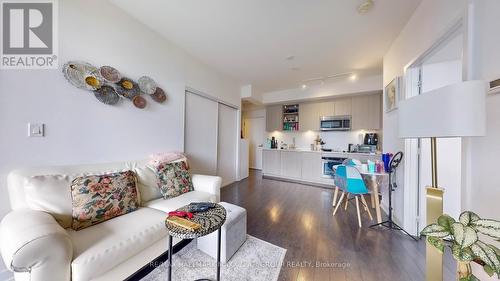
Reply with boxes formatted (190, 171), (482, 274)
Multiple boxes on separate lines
(320, 115), (351, 131)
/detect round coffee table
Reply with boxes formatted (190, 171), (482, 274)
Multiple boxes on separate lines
(165, 203), (226, 281)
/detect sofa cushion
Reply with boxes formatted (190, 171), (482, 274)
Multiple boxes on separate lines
(133, 165), (162, 203)
(68, 207), (167, 281)
(144, 191), (216, 213)
(24, 174), (74, 228)
(155, 161), (194, 199)
(70, 171), (140, 230)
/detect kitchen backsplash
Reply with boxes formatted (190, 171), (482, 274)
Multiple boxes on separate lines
(268, 130), (381, 151)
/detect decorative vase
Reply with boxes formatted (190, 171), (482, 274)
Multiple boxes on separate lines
(457, 261), (472, 280)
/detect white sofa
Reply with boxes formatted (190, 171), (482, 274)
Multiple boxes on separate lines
(0, 160), (221, 281)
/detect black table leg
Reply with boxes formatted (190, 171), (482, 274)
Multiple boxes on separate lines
(168, 235), (173, 281)
(217, 228), (221, 281)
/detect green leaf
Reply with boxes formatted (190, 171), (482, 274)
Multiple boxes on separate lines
(469, 274), (480, 281)
(483, 264), (494, 277)
(427, 237), (445, 254)
(452, 223), (478, 249)
(470, 241), (500, 276)
(490, 244), (500, 256)
(438, 214), (456, 232)
(421, 223), (451, 238)
(452, 244), (474, 262)
(460, 211), (481, 226)
(472, 219), (500, 240)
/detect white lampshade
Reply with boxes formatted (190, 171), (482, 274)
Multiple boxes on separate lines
(399, 80), (486, 138)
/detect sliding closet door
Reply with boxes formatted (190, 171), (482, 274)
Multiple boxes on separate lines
(217, 104), (238, 186)
(184, 92), (218, 175)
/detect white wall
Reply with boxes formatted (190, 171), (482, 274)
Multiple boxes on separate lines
(262, 74), (382, 104)
(382, 0), (467, 225)
(467, 0), (500, 220)
(0, 0), (240, 218)
(464, 2), (500, 279)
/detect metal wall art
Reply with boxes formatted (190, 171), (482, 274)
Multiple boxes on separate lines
(62, 61), (168, 108)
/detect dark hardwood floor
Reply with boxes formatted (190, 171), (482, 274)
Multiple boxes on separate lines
(221, 170), (456, 281)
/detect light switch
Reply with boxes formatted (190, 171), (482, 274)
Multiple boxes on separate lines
(28, 123), (44, 137)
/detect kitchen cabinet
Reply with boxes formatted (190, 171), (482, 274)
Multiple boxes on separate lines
(299, 102), (320, 131)
(317, 101), (335, 117)
(351, 93), (381, 130)
(266, 105), (282, 132)
(262, 149), (281, 175)
(334, 98), (352, 116)
(301, 152), (322, 182)
(280, 151), (302, 178)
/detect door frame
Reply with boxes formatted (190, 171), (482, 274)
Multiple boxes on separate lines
(401, 16), (466, 236)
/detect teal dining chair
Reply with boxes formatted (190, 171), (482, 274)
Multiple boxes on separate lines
(331, 158), (361, 207)
(332, 165), (373, 227)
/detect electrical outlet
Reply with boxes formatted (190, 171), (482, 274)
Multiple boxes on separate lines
(28, 123), (44, 137)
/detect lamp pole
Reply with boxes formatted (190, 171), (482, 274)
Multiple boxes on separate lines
(426, 137), (444, 281)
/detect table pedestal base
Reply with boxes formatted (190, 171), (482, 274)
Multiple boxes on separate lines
(167, 228), (222, 281)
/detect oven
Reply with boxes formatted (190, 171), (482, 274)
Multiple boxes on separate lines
(322, 156), (347, 178)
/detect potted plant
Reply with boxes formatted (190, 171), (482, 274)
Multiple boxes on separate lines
(421, 211), (500, 281)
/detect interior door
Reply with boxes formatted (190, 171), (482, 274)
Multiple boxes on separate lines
(217, 104), (238, 186)
(245, 117), (264, 170)
(184, 91), (218, 175)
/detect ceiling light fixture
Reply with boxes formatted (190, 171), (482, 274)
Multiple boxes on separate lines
(358, 0), (374, 14)
(350, 74), (358, 81)
(301, 72), (353, 88)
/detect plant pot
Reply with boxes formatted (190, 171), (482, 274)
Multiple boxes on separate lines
(457, 261), (472, 280)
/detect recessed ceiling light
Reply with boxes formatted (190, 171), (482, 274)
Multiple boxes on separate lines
(350, 74), (358, 81)
(301, 84), (307, 89)
(358, 0), (374, 14)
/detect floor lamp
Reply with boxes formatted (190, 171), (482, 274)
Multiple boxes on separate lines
(398, 80), (486, 281)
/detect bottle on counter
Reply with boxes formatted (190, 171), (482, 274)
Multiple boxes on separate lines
(271, 137), (279, 149)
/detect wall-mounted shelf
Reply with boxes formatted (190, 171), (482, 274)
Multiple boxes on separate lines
(283, 104), (299, 131)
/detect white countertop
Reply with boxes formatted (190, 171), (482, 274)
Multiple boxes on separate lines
(262, 147), (380, 157)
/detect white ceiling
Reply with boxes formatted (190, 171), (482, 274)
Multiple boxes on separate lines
(111, 0), (422, 93)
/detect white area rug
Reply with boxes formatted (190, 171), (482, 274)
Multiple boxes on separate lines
(142, 235), (286, 281)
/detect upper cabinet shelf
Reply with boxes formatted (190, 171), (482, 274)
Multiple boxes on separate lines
(282, 104), (299, 131)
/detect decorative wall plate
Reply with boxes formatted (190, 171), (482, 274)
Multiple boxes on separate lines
(132, 95), (147, 109)
(84, 70), (104, 90)
(62, 61), (99, 90)
(116, 77), (140, 100)
(99, 66), (121, 83)
(138, 76), (157, 95)
(94, 85), (120, 105)
(151, 87), (167, 103)
(63, 60), (167, 108)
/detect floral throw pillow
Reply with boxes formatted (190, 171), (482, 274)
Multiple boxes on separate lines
(70, 170), (139, 231)
(156, 161), (194, 199)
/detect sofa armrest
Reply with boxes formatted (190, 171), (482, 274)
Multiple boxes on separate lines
(191, 174), (222, 202)
(0, 209), (73, 281)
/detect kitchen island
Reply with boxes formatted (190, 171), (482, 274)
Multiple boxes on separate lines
(262, 148), (382, 187)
